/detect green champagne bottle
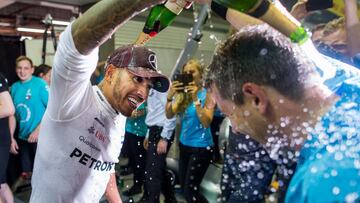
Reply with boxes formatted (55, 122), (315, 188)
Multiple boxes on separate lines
(135, 0), (193, 45)
(213, 0), (309, 44)
(215, 0), (261, 13)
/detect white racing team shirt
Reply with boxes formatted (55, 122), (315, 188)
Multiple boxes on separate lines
(30, 24), (126, 203)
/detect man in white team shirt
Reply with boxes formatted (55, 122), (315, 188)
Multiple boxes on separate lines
(29, 0), (169, 202)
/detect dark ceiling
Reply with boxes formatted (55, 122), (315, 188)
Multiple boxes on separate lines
(0, 0), (99, 37)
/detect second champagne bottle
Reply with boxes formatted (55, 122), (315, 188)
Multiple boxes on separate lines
(135, 0), (193, 45)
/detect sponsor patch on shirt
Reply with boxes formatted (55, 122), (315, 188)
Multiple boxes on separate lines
(69, 147), (115, 171)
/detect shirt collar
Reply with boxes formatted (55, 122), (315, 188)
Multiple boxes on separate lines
(93, 86), (119, 119)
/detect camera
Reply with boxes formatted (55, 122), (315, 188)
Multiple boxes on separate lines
(306, 0), (333, 12)
(173, 73), (193, 86)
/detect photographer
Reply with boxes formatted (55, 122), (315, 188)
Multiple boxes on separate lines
(165, 59), (215, 203)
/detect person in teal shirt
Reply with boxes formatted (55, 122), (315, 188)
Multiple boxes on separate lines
(10, 56), (48, 180)
(122, 102), (147, 196)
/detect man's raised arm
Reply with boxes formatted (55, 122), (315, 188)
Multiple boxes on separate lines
(72, 0), (164, 55)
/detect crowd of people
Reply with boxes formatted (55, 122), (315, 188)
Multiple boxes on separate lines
(0, 0), (359, 203)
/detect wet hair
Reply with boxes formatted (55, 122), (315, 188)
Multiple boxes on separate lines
(34, 64), (52, 77)
(204, 24), (315, 105)
(16, 56), (33, 68)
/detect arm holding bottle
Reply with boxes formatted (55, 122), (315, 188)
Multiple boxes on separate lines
(72, 0), (165, 55)
(211, 0), (262, 29)
(195, 0), (308, 43)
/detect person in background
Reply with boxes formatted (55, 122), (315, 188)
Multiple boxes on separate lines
(166, 59), (215, 203)
(122, 102), (147, 197)
(204, 23), (360, 202)
(0, 72), (15, 203)
(10, 56), (49, 191)
(34, 64), (52, 85)
(209, 106), (224, 164)
(139, 88), (177, 203)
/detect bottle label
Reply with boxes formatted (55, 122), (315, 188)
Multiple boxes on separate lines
(165, 0), (187, 15)
(135, 32), (152, 45)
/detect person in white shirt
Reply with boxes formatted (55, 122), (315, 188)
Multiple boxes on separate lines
(29, 0), (169, 202)
(139, 89), (176, 203)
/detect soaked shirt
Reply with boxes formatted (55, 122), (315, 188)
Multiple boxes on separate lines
(30, 24), (126, 203)
(221, 132), (276, 203)
(286, 67), (360, 202)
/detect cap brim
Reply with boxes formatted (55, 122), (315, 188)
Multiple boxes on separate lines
(127, 68), (170, 93)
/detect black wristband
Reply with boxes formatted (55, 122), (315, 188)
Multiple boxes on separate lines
(305, 0), (333, 12)
(211, 1), (228, 20)
(248, 0), (270, 18)
(160, 137), (169, 142)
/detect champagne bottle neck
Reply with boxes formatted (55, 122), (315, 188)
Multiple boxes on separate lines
(135, 32), (152, 45)
(214, 0), (310, 44)
(290, 26), (309, 44)
(258, 2), (309, 44)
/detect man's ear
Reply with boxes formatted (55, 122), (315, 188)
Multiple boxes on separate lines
(104, 64), (116, 82)
(242, 83), (268, 114)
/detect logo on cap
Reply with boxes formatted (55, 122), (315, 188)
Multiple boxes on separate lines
(148, 54), (157, 70)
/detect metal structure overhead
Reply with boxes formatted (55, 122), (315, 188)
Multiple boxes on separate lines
(0, 0), (229, 38)
(1, 0), (357, 38)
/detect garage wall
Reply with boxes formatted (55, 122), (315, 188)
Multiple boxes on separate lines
(25, 39), (55, 67)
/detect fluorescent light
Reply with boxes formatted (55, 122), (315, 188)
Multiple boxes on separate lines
(39, 1), (79, 13)
(20, 36), (33, 41)
(17, 27), (51, 33)
(0, 22), (11, 26)
(52, 20), (70, 26)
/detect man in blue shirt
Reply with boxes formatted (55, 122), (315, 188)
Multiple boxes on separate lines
(204, 24), (360, 202)
(10, 56), (48, 182)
